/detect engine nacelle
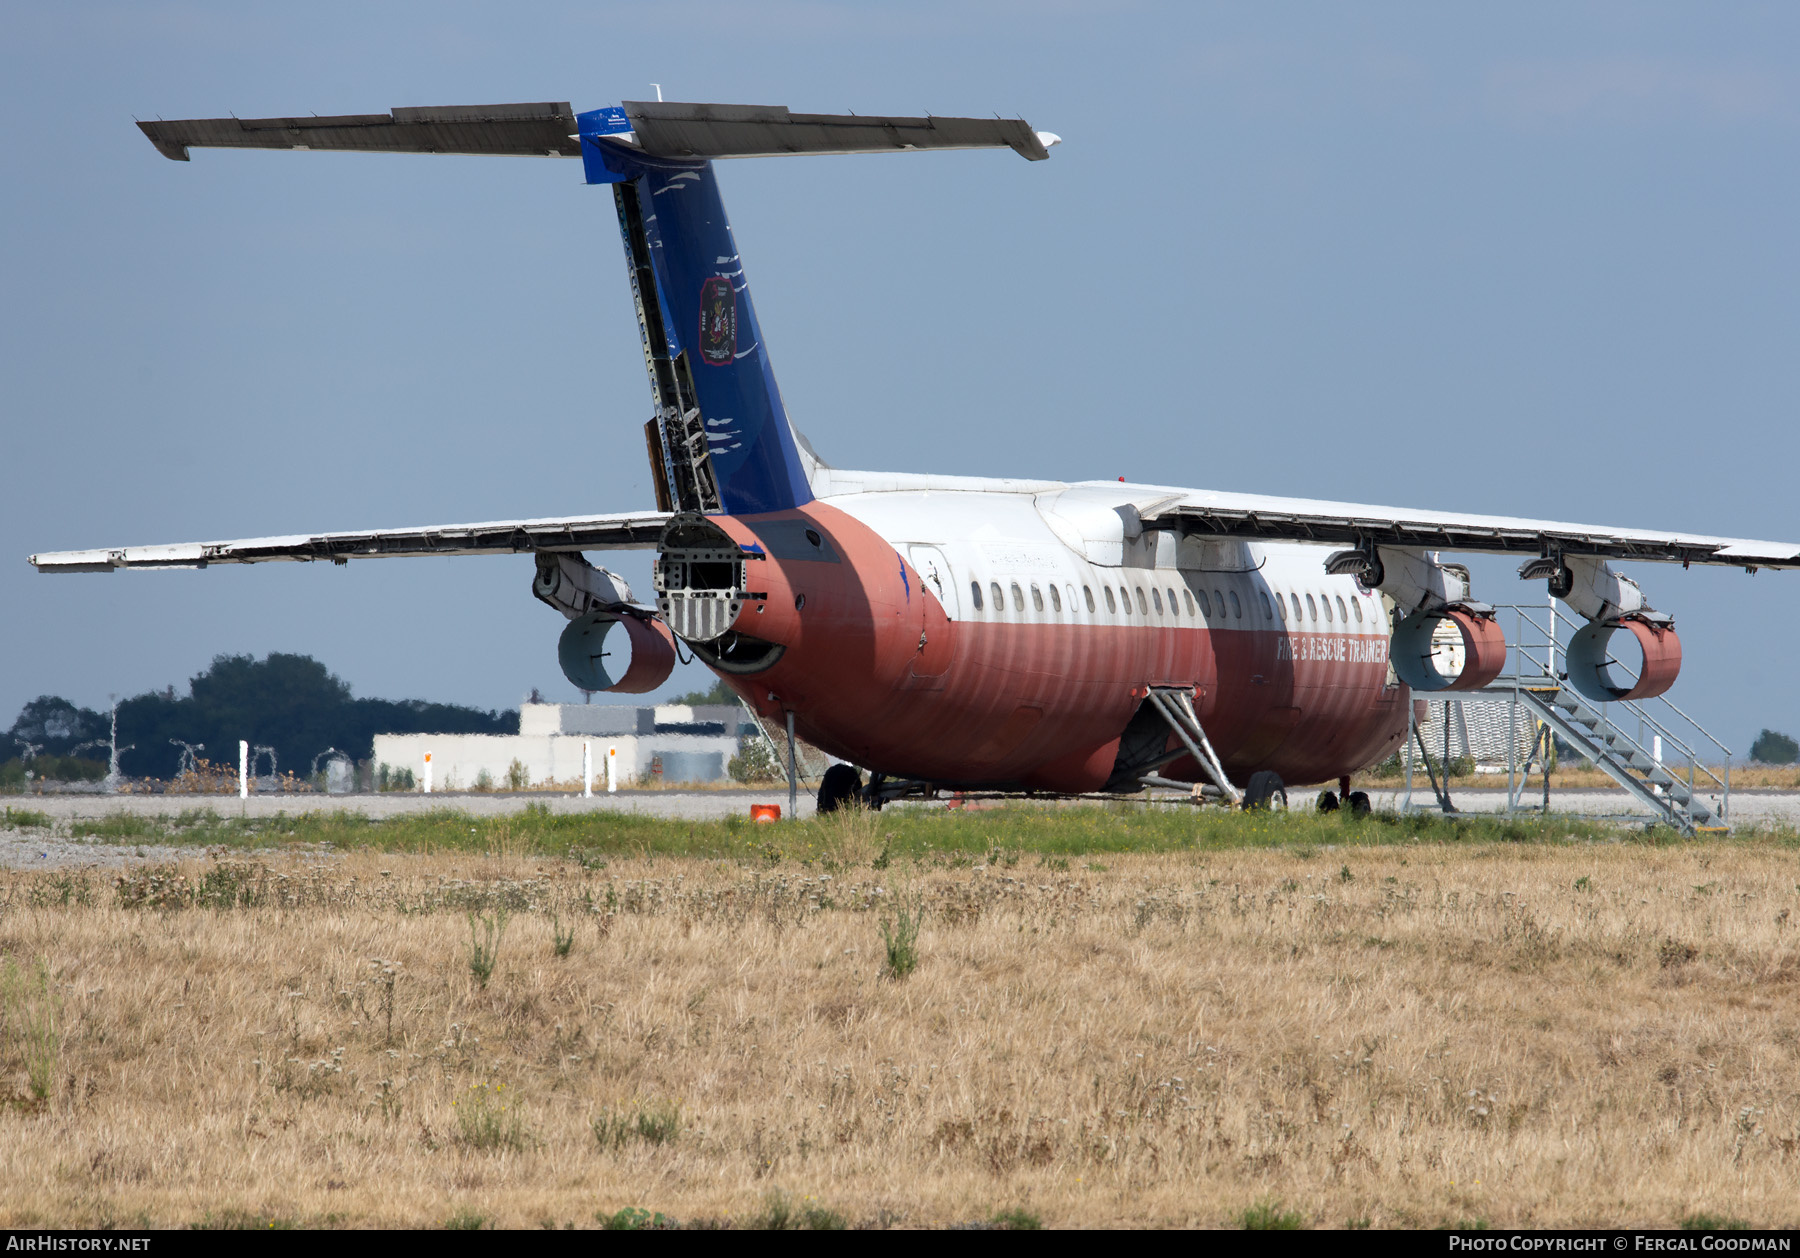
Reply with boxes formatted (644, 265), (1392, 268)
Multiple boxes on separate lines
(557, 611), (676, 694)
(1371, 547), (1472, 611)
(1565, 616), (1681, 703)
(1518, 554), (1647, 623)
(1390, 605), (1508, 693)
(533, 553), (635, 620)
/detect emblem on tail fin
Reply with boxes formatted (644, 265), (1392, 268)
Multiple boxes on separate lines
(699, 277), (737, 366)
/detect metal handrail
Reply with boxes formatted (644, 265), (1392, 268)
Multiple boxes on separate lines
(1487, 603), (1731, 822)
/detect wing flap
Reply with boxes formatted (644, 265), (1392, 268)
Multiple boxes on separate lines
(30, 511), (668, 573)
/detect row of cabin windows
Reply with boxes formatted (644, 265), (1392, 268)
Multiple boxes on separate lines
(1272, 590), (1363, 625)
(967, 577), (1368, 626)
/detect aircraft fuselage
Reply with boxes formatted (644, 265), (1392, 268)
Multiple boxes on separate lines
(659, 478), (1410, 791)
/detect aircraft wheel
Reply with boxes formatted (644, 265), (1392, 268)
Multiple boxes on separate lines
(1347, 790), (1372, 815)
(817, 764), (863, 814)
(861, 771), (888, 812)
(1243, 770), (1288, 811)
(1316, 789), (1340, 813)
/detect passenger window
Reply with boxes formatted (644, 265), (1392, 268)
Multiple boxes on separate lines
(1229, 590), (1242, 619)
(1135, 587), (1149, 615)
(1184, 589), (1196, 617)
(1275, 592), (1287, 621)
(970, 581), (983, 611)
(1120, 586), (1133, 615)
(1011, 582), (1025, 612)
(1050, 585), (1062, 613)
(991, 582), (1004, 612)
(1198, 589), (1212, 617)
(1166, 587), (1179, 615)
(1336, 595), (1348, 622)
(1151, 588), (1163, 614)
(1323, 595), (1333, 623)
(1306, 593), (1317, 622)
(1031, 584), (1044, 612)
(1290, 592), (1302, 621)
(1084, 585), (1096, 612)
(1213, 588), (1226, 618)
(1260, 592), (1273, 620)
(1352, 597), (1364, 623)
(1104, 586), (1117, 613)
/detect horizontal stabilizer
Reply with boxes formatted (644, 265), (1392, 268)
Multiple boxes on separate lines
(30, 510), (668, 571)
(138, 100), (1055, 163)
(618, 101), (1053, 161)
(138, 103), (581, 161)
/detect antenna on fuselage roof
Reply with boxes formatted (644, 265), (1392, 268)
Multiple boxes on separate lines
(651, 83), (663, 102)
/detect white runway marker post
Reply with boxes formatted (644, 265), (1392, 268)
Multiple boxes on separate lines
(423, 751), (432, 795)
(583, 741), (592, 798)
(238, 740), (248, 800)
(606, 746), (616, 793)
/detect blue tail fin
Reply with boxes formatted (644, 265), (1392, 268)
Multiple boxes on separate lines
(580, 112), (812, 516)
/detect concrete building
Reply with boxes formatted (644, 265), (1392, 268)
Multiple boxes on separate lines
(373, 703), (753, 790)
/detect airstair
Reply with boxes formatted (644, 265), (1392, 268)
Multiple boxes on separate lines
(1402, 604), (1732, 835)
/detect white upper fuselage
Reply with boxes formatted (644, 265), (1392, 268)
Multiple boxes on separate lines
(812, 465), (1389, 643)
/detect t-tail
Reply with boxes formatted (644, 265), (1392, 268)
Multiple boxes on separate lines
(135, 98), (1059, 516)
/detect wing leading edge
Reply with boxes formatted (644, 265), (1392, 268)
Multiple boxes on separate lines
(28, 511), (669, 573)
(1126, 486), (1800, 569)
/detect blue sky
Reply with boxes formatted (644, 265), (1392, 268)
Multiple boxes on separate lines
(3, 2), (1797, 754)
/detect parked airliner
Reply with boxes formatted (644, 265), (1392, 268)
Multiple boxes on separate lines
(32, 100), (1800, 812)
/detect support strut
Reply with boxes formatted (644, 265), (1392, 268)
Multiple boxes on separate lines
(1144, 688), (1242, 806)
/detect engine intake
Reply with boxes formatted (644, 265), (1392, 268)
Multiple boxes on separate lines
(557, 611), (676, 694)
(1390, 605), (1507, 693)
(1565, 616), (1681, 703)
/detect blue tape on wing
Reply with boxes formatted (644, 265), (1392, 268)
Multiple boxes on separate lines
(577, 108), (639, 185)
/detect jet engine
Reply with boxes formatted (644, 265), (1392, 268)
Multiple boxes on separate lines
(1519, 556), (1681, 702)
(533, 553), (677, 694)
(1389, 605), (1508, 693)
(556, 610), (676, 693)
(1327, 545), (1507, 692)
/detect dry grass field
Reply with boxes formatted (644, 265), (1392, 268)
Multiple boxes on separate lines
(1, 811), (1796, 1229)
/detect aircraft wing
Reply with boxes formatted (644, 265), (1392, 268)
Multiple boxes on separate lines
(29, 511), (668, 573)
(1135, 488), (1800, 569)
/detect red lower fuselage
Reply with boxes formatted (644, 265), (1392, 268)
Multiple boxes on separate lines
(661, 489), (1411, 792)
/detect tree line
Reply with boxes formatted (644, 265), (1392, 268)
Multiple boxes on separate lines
(5, 654), (517, 782)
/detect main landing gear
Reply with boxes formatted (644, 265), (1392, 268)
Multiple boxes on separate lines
(817, 764), (863, 814)
(1242, 770), (1288, 811)
(1316, 774), (1371, 815)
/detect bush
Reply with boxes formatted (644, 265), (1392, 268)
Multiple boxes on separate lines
(598, 1207), (675, 1231)
(592, 1099), (682, 1150)
(1240, 1199), (1304, 1230)
(728, 740), (781, 784)
(1, 957), (60, 1101)
(467, 910), (509, 986)
(1750, 729), (1798, 766)
(453, 1081), (530, 1151)
(880, 897), (924, 979)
